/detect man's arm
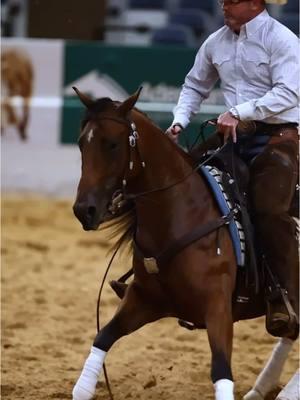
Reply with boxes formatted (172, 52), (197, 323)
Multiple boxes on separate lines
(234, 33), (299, 121)
(173, 39), (219, 128)
(217, 31), (299, 142)
(166, 37), (219, 142)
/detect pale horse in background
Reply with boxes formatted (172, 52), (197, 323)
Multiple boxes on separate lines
(1, 49), (34, 141)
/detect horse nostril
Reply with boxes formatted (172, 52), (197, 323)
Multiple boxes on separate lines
(87, 205), (96, 219)
(73, 200), (98, 230)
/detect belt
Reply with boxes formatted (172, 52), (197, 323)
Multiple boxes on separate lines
(253, 122), (299, 146)
(254, 121), (298, 135)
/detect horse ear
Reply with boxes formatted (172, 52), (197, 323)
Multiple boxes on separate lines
(72, 87), (94, 108)
(118, 87), (143, 116)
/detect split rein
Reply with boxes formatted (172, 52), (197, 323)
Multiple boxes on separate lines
(121, 118), (224, 201)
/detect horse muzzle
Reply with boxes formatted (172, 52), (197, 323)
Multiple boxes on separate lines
(73, 189), (127, 230)
(73, 189), (108, 230)
(73, 199), (101, 231)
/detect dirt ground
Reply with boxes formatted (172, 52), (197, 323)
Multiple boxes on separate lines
(2, 196), (299, 400)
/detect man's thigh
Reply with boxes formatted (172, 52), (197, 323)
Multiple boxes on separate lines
(249, 141), (298, 214)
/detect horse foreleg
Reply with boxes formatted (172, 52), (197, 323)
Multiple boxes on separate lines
(243, 338), (294, 400)
(205, 294), (234, 400)
(72, 282), (162, 400)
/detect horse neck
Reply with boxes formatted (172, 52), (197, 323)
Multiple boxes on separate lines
(130, 112), (219, 252)
(129, 111), (191, 190)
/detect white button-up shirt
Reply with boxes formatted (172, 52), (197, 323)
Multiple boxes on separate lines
(173, 10), (299, 128)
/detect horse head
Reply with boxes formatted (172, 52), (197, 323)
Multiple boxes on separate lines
(72, 87), (142, 231)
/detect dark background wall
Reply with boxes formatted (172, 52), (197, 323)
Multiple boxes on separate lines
(27, 0), (106, 40)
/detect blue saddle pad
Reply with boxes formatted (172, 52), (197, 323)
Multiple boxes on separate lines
(201, 165), (246, 267)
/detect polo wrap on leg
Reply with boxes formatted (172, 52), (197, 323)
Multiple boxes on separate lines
(72, 346), (106, 400)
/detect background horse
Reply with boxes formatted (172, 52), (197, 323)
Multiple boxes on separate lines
(71, 88), (298, 400)
(1, 49), (33, 141)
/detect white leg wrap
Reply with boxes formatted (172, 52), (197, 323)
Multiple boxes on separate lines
(275, 369), (300, 400)
(214, 379), (234, 400)
(72, 346), (106, 400)
(243, 338), (293, 400)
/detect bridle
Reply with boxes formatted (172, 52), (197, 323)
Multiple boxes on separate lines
(79, 113), (228, 202)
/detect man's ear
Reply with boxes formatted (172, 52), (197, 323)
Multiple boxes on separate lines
(73, 87), (94, 108)
(249, 0), (263, 10)
(117, 87), (143, 116)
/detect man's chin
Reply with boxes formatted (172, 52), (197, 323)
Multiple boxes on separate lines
(224, 18), (240, 32)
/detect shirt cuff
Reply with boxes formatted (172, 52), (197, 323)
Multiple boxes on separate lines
(235, 101), (256, 121)
(229, 107), (240, 120)
(172, 115), (190, 129)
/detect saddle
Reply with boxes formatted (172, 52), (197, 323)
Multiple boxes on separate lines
(192, 139), (260, 292)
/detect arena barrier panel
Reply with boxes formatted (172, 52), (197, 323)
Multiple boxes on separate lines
(1, 38), (226, 147)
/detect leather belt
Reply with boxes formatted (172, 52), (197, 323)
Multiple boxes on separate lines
(254, 122), (299, 146)
(254, 121), (298, 135)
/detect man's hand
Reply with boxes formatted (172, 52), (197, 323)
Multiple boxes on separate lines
(165, 124), (182, 143)
(217, 111), (239, 143)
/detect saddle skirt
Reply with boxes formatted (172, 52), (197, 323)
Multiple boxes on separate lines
(201, 165), (246, 267)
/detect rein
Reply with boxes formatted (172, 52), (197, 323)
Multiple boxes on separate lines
(95, 242), (123, 400)
(118, 117), (227, 201)
(123, 143), (227, 201)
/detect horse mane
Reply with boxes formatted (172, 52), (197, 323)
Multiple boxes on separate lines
(102, 208), (136, 256)
(80, 97), (117, 130)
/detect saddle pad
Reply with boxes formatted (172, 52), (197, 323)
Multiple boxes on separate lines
(201, 165), (246, 267)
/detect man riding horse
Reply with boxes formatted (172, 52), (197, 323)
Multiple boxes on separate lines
(166, 0), (299, 338)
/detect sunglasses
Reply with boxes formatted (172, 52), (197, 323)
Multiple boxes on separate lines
(218, 0), (250, 5)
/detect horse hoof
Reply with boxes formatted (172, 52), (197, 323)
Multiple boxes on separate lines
(109, 280), (128, 299)
(243, 389), (264, 400)
(72, 384), (94, 400)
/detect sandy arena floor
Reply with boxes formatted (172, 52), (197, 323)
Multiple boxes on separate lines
(2, 196), (299, 400)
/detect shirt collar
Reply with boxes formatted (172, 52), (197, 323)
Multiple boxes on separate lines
(244, 9), (270, 37)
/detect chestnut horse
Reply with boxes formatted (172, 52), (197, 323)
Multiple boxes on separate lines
(72, 88), (297, 400)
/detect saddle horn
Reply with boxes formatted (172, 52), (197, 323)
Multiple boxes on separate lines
(118, 86), (143, 116)
(72, 87), (94, 108)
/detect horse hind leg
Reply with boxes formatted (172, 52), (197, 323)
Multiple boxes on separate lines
(72, 282), (164, 400)
(275, 369), (300, 400)
(243, 337), (294, 400)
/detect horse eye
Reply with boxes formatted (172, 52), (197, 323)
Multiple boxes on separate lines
(100, 137), (119, 152)
(107, 140), (118, 151)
